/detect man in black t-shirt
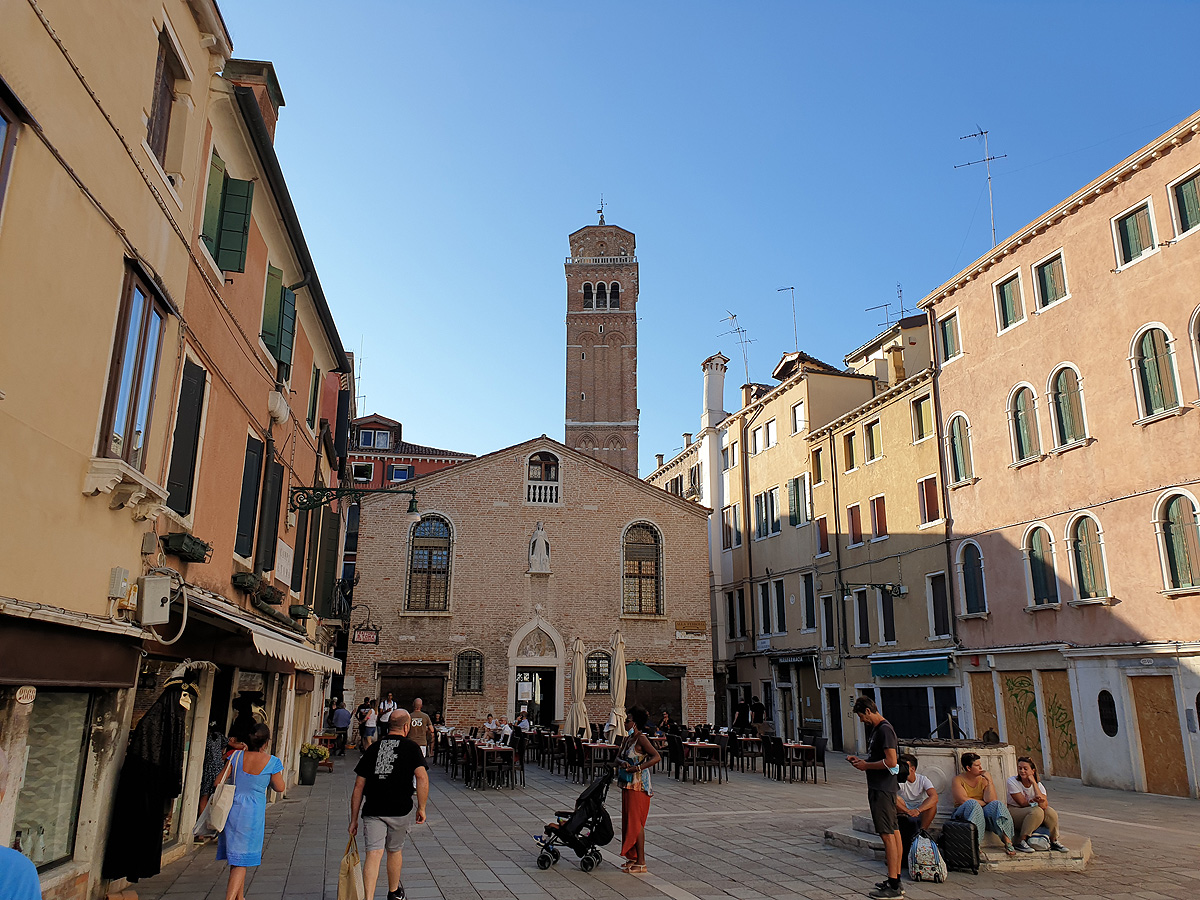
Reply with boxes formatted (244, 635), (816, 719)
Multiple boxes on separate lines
(749, 696), (767, 735)
(350, 709), (429, 900)
(847, 696), (902, 899)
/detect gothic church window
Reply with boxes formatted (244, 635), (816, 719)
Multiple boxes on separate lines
(583, 283), (593, 308)
(623, 523), (663, 616)
(406, 515), (452, 611)
(609, 282), (620, 308)
(596, 282), (607, 308)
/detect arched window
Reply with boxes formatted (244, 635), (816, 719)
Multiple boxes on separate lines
(960, 543), (986, 614)
(1071, 516), (1108, 600)
(582, 283), (593, 308)
(609, 282), (620, 308)
(1026, 526), (1058, 605)
(1010, 387), (1040, 462)
(595, 282), (608, 309)
(1051, 367), (1086, 446)
(1134, 327), (1179, 416)
(586, 651), (611, 692)
(406, 515), (451, 611)
(623, 523), (663, 615)
(1162, 494), (1200, 589)
(948, 415), (973, 483)
(455, 650), (483, 693)
(526, 451), (561, 504)
(1097, 690), (1119, 737)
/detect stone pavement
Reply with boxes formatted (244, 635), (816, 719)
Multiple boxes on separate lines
(134, 749), (1200, 900)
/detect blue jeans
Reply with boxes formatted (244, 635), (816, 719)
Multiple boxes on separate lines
(952, 799), (1014, 851)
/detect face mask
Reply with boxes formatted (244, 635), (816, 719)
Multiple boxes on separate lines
(627, 727), (635, 736)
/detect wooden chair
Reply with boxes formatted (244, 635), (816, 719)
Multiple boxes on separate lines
(741, 736), (763, 773)
(546, 734), (566, 774)
(711, 734), (730, 783)
(667, 735), (697, 783)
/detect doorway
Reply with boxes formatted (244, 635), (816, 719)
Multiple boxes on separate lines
(825, 686), (843, 752)
(1131, 675), (1189, 797)
(517, 667), (556, 727)
(779, 686), (794, 741)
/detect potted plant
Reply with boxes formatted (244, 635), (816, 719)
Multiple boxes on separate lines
(231, 571), (261, 594)
(298, 743), (329, 785)
(161, 532), (213, 563)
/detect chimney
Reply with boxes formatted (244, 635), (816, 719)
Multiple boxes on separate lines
(887, 346), (906, 385)
(683, 433), (693, 448)
(655, 453), (664, 469)
(701, 353), (729, 430)
(223, 59), (286, 141)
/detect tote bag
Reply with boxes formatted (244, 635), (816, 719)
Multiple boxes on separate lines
(209, 750), (239, 832)
(338, 836), (365, 900)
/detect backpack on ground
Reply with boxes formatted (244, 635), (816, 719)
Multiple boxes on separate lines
(937, 818), (980, 875)
(1026, 825), (1051, 851)
(907, 830), (948, 883)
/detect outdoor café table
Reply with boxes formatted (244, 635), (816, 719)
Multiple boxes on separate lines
(783, 743), (814, 783)
(683, 741), (720, 784)
(737, 736), (762, 772)
(466, 739), (516, 789)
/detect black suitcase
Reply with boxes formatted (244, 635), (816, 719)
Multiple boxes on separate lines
(937, 819), (980, 874)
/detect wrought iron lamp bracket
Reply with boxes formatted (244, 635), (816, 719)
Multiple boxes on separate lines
(289, 485), (418, 513)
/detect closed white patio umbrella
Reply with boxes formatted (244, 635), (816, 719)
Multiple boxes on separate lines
(564, 637), (589, 738)
(606, 629), (627, 743)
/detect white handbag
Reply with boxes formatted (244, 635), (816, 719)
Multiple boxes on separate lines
(208, 750), (239, 831)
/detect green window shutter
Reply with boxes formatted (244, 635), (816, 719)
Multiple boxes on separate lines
(234, 436), (264, 558)
(1177, 176), (1200, 233)
(1073, 517), (1106, 599)
(261, 265), (283, 354)
(290, 507), (309, 593)
(1054, 369), (1082, 443)
(314, 508), (342, 617)
(998, 278), (1020, 328)
(215, 176), (254, 273)
(787, 477), (799, 526)
(201, 152), (226, 257)
(165, 359), (207, 515)
(278, 286), (296, 370)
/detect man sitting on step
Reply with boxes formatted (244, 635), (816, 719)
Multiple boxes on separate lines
(895, 752), (938, 852)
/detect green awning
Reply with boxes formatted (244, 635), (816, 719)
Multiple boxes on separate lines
(870, 657), (950, 678)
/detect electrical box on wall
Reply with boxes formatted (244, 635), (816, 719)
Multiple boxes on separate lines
(137, 575), (172, 626)
(108, 567), (129, 599)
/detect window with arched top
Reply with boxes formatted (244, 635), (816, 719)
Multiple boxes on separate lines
(1050, 367), (1086, 446)
(526, 451), (561, 504)
(947, 415), (973, 483)
(582, 283), (593, 308)
(406, 515), (452, 611)
(595, 282), (608, 309)
(1010, 387), (1040, 462)
(1070, 516), (1108, 600)
(1026, 526), (1058, 606)
(1133, 327), (1179, 417)
(609, 282), (620, 308)
(455, 650), (483, 693)
(1161, 494), (1200, 589)
(586, 651), (611, 692)
(623, 523), (663, 615)
(959, 542), (986, 614)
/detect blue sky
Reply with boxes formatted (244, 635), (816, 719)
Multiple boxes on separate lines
(226, 2), (1200, 474)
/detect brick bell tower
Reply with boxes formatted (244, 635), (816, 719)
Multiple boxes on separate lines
(564, 210), (639, 476)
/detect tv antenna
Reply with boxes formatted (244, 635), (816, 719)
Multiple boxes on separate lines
(866, 302), (893, 329)
(355, 335), (367, 412)
(719, 311), (755, 384)
(597, 195), (606, 225)
(777, 286), (798, 352)
(896, 283), (907, 317)
(955, 127), (1007, 247)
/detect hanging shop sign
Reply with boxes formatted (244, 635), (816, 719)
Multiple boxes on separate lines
(352, 626), (380, 645)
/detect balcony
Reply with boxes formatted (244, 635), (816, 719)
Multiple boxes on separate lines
(565, 256), (637, 265)
(526, 482), (560, 505)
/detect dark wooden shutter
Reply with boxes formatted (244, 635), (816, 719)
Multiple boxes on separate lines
(932, 572), (950, 634)
(335, 389), (350, 459)
(165, 359), (206, 515)
(787, 477), (800, 526)
(314, 508), (341, 618)
(200, 153), (226, 256)
(290, 507), (309, 593)
(256, 459), (284, 571)
(216, 177), (254, 272)
(261, 265), (283, 353)
(234, 436), (264, 557)
(278, 287), (296, 371)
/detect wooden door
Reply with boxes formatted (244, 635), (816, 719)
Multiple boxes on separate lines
(999, 670), (1045, 772)
(1131, 675), (1189, 797)
(1039, 670), (1081, 779)
(969, 673), (999, 740)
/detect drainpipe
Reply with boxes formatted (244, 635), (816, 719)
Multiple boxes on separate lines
(926, 306), (960, 646)
(829, 430), (849, 656)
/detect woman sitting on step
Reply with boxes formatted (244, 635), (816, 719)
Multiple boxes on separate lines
(950, 752), (1017, 857)
(1007, 756), (1070, 853)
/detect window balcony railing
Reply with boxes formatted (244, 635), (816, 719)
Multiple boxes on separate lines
(565, 256), (637, 265)
(526, 482), (560, 504)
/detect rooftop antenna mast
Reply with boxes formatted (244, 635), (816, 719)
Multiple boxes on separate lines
(955, 127), (1007, 247)
(355, 336), (366, 412)
(719, 311), (755, 384)
(896, 283), (907, 318)
(866, 302), (893, 330)
(777, 286), (798, 352)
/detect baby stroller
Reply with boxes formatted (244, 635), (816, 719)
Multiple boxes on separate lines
(535, 767), (614, 872)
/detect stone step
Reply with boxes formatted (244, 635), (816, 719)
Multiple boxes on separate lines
(827, 819), (1092, 871)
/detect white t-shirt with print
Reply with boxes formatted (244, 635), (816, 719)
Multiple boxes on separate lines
(898, 773), (935, 807)
(1006, 776), (1046, 804)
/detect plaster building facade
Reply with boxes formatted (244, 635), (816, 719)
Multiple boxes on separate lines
(922, 109), (1200, 796)
(0, 4), (350, 895)
(345, 438), (714, 727)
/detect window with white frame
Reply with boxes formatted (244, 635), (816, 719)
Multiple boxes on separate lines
(1049, 366), (1087, 446)
(1035, 253), (1068, 308)
(1026, 525), (1059, 606)
(721, 505), (742, 550)
(811, 447), (824, 484)
(847, 503), (863, 545)
(816, 516), (830, 555)
(929, 571), (952, 636)
(774, 579), (786, 634)
(1070, 515), (1109, 600)
(1009, 386), (1041, 462)
(879, 587), (896, 643)
(843, 432), (857, 471)
(912, 395), (933, 442)
(352, 462), (373, 482)
(1114, 201), (1156, 266)
(1132, 326), (1180, 417)
(787, 473), (810, 526)
(870, 495), (888, 539)
(1173, 171), (1200, 236)
(938, 311), (961, 363)
(918, 475), (940, 525)
(389, 464), (413, 482)
(865, 419), (882, 462)
(765, 418), (777, 448)
(1158, 493), (1200, 590)
(752, 426), (764, 455)
(754, 488), (781, 539)
(722, 440), (738, 470)
(995, 273), (1025, 331)
(791, 401), (806, 434)
(947, 415), (973, 483)
(358, 429), (375, 449)
(958, 544), (986, 615)
(854, 589), (870, 646)
(821, 595), (836, 649)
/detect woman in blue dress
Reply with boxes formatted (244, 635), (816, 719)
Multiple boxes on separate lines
(216, 723), (285, 900)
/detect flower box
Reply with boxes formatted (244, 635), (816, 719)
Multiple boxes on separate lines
(161, 532), (213, 563)
(231, 572), (261, 594)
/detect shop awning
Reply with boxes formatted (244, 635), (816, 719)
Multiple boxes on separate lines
(870, 656), (951, 678)
(189, 593), (342, 674)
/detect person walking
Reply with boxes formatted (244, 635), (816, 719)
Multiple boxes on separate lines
(408, 698), (434, 758)
(216, 724), (285, 900)
(378, 692), (397, 726)
(361, 701), (379, 749)
(331, 700), (353, 756)
(847, 696), (903, 899)
(617, 706), (662, 874)
(350, 709), (429, 900)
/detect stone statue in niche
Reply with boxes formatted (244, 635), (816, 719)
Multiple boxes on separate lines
(519, 628), (554, 658)
(529, 522), (551, 573)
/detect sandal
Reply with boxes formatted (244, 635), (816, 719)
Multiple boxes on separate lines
(1003, 841), (1017, 857)
(626, 864), (648, 874)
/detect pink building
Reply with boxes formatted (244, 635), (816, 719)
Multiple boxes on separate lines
(922, 109), (1200, 796)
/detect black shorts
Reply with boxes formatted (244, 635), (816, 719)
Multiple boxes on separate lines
(868, 789), (899, 835)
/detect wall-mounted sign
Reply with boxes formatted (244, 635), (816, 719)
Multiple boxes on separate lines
(352, 627), (379, 645)
(675, 620), (709, 641)
(15, 685), (36, 705)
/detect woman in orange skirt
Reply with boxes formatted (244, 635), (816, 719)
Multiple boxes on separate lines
(617, 706), (662, 873)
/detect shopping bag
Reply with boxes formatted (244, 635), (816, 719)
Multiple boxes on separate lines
(338, 836), (365, 900)
(209, 750), (239, 832)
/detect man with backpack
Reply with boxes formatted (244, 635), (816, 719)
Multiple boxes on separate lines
(847, 696), (903, 899)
